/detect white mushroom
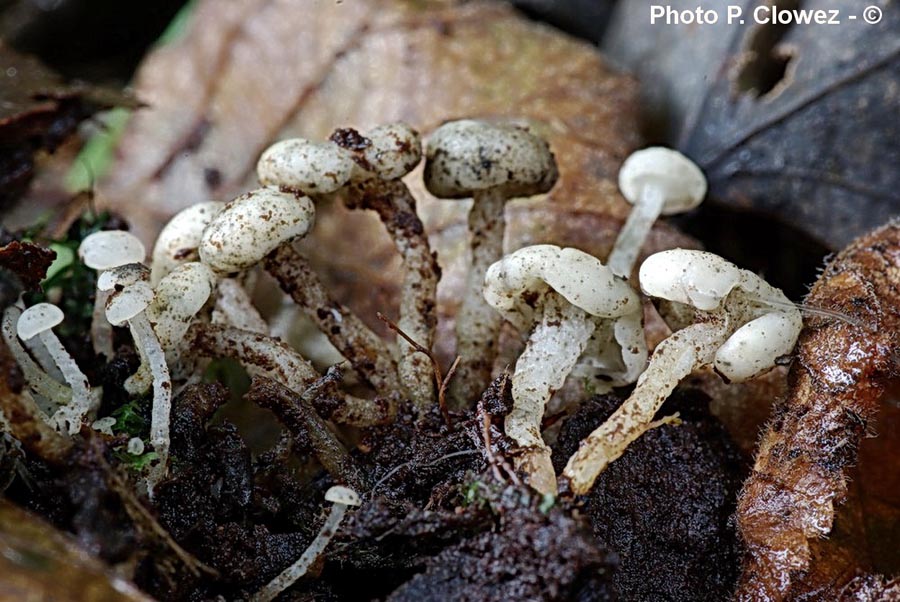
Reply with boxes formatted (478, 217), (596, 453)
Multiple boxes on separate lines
(606, 147), (707, 278)
(79, 229), (147, 360)
(199, 186), (315, 275)
(103, 266), (171, 492)
(16, 303), (92, 435)
(2, 305), (71, 406)
(257, 138), (356, 194)
(329, 124), (439, 409)
(146, 262), (216, 367)
(150, 201), (223, 286)
(562, 249), (802, 495)
(483, 245), (642, 495)
(253, 485), (361, 602)
(425, 119), (559, 407)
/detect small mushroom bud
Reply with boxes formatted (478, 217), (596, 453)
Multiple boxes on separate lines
(483, 245), (642, 495)
(150, 201), (223, 285)
(253, 485), (361, 602)
(17, 303), (92, 435)
(79, 230), (147, 359)
(104, 267), (172, 492)
(199, 186), (315, 275)
(425, 119), (559, 407)
(562, 249), (802, 495)
(606, 147), (707, 278)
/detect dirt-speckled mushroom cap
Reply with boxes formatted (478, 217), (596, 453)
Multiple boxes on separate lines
(17, 302), (64, 340)
(484, 244), (638, 332)
(78, 230), (146, 271)
(331, 123), (422, 182)
(105, 281), (155, 326)
(423, 120), (558, 199)
(618, 147), (707, 215)
(257, 138), (355, 195)
(199, 186), (315, 274)
(324, 485), (361, 506)
(97, 263), (150, 292)
(151, 201), (224, 286)
(639, 249), (741, 311)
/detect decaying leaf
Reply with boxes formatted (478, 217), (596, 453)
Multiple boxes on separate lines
(604, 0), (900, 250)
(0, 42), (135, 208)
(0, 499), (151, 601)
(737, 222), (900, 600)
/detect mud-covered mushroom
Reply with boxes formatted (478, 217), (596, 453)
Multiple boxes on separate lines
(199, 186), (315, 275)
(562, 249), (801, 495)
(150, 201), (223, 285)
(425, 119), (558, 407)
(103, 265), (171, 492)
(257, 138), (355, 194)
(16, 303), (92, 434)
(253, 485), (361, 602)
(330, 123), (440, 409)
(78, 230), (147, 359)
(146, 262), (216, 368)
(483, 244), (641, 495)
(606, 147), (706, 278)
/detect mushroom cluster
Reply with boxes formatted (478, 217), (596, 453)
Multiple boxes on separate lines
(1, 126), (802, 517)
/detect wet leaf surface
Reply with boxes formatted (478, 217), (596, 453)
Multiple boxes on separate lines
(604, 0), (900, 250)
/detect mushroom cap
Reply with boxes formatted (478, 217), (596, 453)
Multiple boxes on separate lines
(424, 119), (558, 199)
(484, 244), (639, 332)
(106, 281), (154, 326)
(17, 302), (64, 340)
(151, 202), (224, 286)
(257, 138), (355, 195)
(199, 187), (316, 274)
(330, 123), (422, 182)
(146, 262), (216, 346)
(79, 230), (146, 270)
(618, 147), (707, 215)
(325, 485), (361, 506)
(98, 263), (150, 292)
(639, 249), (741, 311)
(714, 310), (802, 382)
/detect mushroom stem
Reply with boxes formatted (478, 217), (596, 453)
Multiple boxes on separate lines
(252, 486), (360, 602)
(562, 320), (727, 495)
(345, 180), (439, 409)
(246, 377), (368, 489)
(2, 308), (71, 404)
(38, 330), (92, 434)
(128, 312), (172, 492)
(90, 290), (115, 359)
(506, 293), (595, 495)
(450, 187), (506, 407)
(265, 244), (400, 398)
(606, 185), (665, 277)
(212, 278), (268, 334)
(190, 324), (393, 427)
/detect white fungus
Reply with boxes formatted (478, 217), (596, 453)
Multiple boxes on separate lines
(150, 201), (223, 285)
(562, 249), (802, 495)
(91, 416), (117, 436)
(103, 266), (172, 492)
(253, 485), (361, 602)
(606, 147), (707, 278)
(483, 245), (643, 495)
(146, 262), (216, 365)
(425, 119), (559, 406)
(199, 186), (316, 274)
(257, 139), (356, 194)
(127, 437), (145, 455)
(17, 303), (92, 435)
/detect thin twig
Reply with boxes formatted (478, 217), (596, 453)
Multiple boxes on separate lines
(376, 312), (459, 425)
